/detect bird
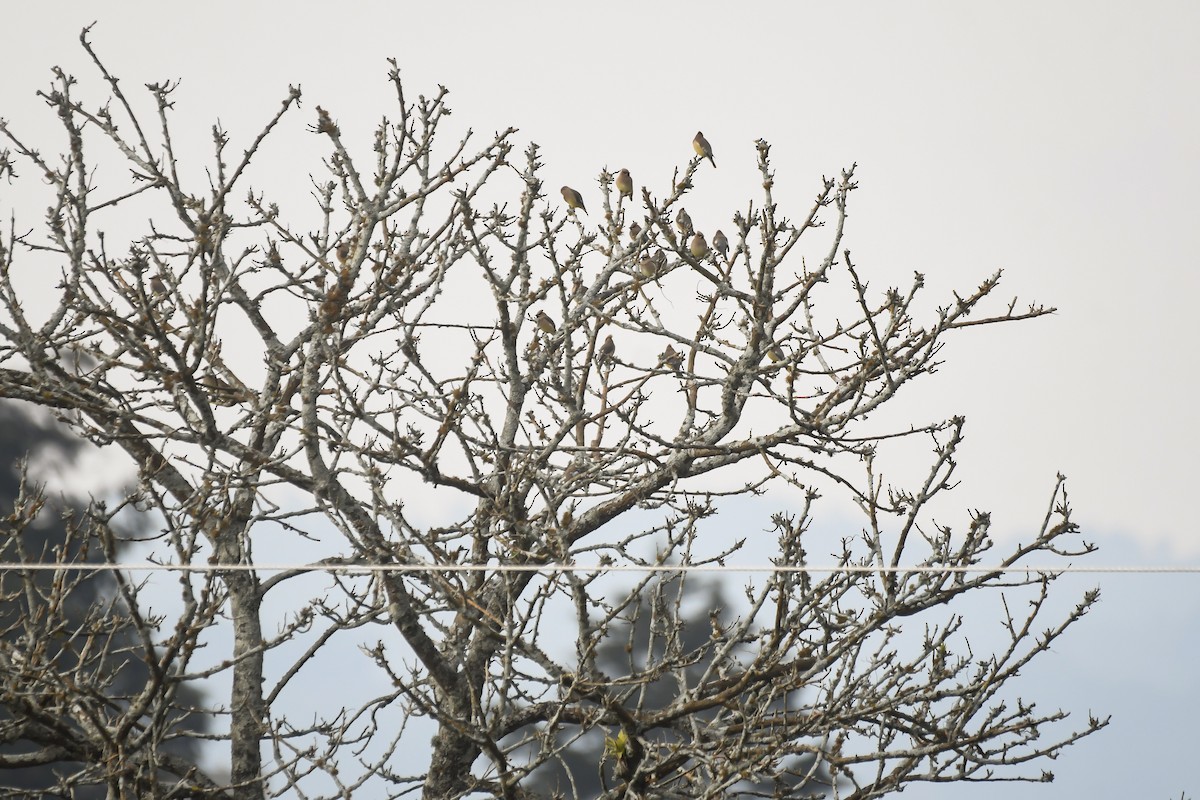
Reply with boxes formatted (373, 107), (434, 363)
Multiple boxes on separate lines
(675, 209), (693, 237)
(629, 221), (642, 242)
(767, 344), (785, 362)
(693, 131), (716, 167)
(660, 344), (683, 372)
(712, 230), (729, 259)
(149, 275), (167, 295)
(689, 232), (709, 259)
(640, 249), (668, 278)
(561, 185), (587, 214)
(616, 169), (633, 200)
(536, 311), (557, 334)
(198, 373), (248, 406)
(598, 334), (615, 364)
(709, 610), (727, 640)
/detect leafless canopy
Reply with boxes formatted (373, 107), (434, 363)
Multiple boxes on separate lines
(0, 30), (1105, 800)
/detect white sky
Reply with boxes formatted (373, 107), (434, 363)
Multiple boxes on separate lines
(2, 2), (1197, 798)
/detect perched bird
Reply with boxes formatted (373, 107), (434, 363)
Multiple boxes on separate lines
(536, 311), (557, 334)
(767, 344), (785, 363)
(693, 131), (716, 167)
(638, 255), (658, 279)
(710, 610), (727, 640)
(598, 334), (616, 364)
(675, 209), (693, 237)
(712, 229), (729, 259)
(616, 169), (633, 200)
(660, 344), (683, 372)
(149, 275), (167, 295)
(198, 373), (248, 406)
(629, 221), (642, 242)
(689, 232), (710, 259)
(561, 185), (587, 214)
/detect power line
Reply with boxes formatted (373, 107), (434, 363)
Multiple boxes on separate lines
(1, 562), (1197, 575)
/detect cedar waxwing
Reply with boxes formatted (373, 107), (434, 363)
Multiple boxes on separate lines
(536, 311), (557, 334)
(660, 344), (683, 372)
(675, 209), (693, 237)
(561, 185), (587, 214)
(689, 232), (709, 259)
(616, 169), (633, 200)
(709, 610), (726, 640)
(712, 230), (729, 259)
(629, 221), (642, 242)
(149, 275), (167, 295)
(639, 255), (658, 279)
(693, 131), (716, 167)
(599, 334), (615, 363)
(198, 373), (247, 406)
(767, 345), (785, 362)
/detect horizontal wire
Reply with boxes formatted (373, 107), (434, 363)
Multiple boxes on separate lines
(0, 562), (1197, 575)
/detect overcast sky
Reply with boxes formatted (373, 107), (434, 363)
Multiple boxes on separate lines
(2, 2), (1197, 798)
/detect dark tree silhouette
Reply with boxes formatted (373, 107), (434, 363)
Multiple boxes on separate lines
(524, 574), (840, 797)
(0, 401), (209, 798)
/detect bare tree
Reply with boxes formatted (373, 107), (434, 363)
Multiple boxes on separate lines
(0, 29), (1106, 800)
(521, 575), (840, 798)
(0, 402), (210, 799)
